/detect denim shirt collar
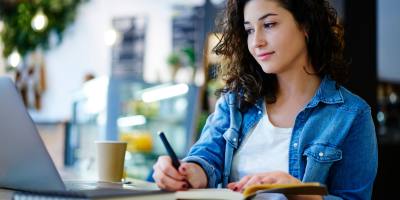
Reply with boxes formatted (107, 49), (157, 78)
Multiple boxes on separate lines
(253, 76), (344, 111)
(254, 98), (264, 111)
(306, 76), (344, 108)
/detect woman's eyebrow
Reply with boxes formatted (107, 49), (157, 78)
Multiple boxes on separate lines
(244, 13), (278, 25)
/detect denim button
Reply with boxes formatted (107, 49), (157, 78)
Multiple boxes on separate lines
(293, 143), (298, 148)
(233, 138), (237, 142)
(319, 152), (324, 157)
(258, 111), (262, 115)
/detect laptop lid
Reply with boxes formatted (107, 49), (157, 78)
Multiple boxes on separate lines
(0, 76), (66, 191)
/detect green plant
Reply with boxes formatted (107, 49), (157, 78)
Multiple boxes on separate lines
(196, 111), (208, 140)
(181, 47), (195, 67)
(0, 0), (87, 57)
(167, 52), (181, 67)
(167, 47), (196, 69)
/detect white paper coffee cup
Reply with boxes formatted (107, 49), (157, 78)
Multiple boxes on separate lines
(95, 141), (127, 182)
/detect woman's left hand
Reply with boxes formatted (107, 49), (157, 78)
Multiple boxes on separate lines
(227, 172), (323, 200)
(227, 171), (301, 192)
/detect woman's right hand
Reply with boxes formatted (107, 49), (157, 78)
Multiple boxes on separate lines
(152, 156), (208, 191)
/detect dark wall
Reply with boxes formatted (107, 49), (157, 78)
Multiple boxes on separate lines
(344, 0), (377, 117)
(374, 143), (399, 199)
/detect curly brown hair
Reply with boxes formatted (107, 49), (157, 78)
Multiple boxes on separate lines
(214, 0), (348, 110)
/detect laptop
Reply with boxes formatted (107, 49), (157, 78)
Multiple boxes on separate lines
(0, 77), (170, 198)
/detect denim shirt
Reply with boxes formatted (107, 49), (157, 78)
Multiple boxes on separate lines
(183, 76), (378, 200)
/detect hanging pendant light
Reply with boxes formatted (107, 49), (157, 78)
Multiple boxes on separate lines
(0, 20), (4, 33)
(7, 49), (21, 68)
(104, 28), (119, 46)
(31, 8), (48, 32)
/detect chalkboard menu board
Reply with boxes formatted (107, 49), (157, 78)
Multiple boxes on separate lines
(172, 5), (202, 59)
(111, 17), (147, 79)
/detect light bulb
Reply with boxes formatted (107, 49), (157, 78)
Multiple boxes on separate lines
(7, 49), (21, 68)
(31, 9), (48, 32)
(104, 29), (119, 46)
(0, 20), (4, 32)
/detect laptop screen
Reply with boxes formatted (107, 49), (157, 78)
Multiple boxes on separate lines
(0, 77), (66, 191)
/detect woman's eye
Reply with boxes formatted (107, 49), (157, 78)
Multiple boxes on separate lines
(264, 22), (276, 29)
(245, 28), (254, 34)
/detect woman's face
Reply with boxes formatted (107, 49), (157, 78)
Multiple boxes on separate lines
(244, 0), (308, 75)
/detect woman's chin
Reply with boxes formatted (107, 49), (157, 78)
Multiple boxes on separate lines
(260, 66), (278, 74)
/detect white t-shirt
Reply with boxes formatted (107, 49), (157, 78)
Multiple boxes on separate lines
(230, 106), (293, 182)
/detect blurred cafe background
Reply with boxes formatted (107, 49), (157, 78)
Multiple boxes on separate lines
(0, 0), (399, 199)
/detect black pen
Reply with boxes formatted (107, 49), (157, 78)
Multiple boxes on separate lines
(158, 131), (181, 169)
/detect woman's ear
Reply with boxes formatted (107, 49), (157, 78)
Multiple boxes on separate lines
(305, 32), (309, 44)
(302, 25), (309, 43)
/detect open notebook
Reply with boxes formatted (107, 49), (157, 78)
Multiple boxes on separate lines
(176, 182), (327, 200)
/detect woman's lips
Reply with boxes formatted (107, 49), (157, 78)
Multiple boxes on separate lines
(257, 52), (275, 61)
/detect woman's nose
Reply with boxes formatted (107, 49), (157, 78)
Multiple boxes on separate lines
(252, 29), (267, 48)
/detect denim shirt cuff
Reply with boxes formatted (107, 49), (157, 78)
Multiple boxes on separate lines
(182, 156), (218, 188)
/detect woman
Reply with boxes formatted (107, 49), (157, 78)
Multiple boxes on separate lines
(153, 0), (378, 199)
